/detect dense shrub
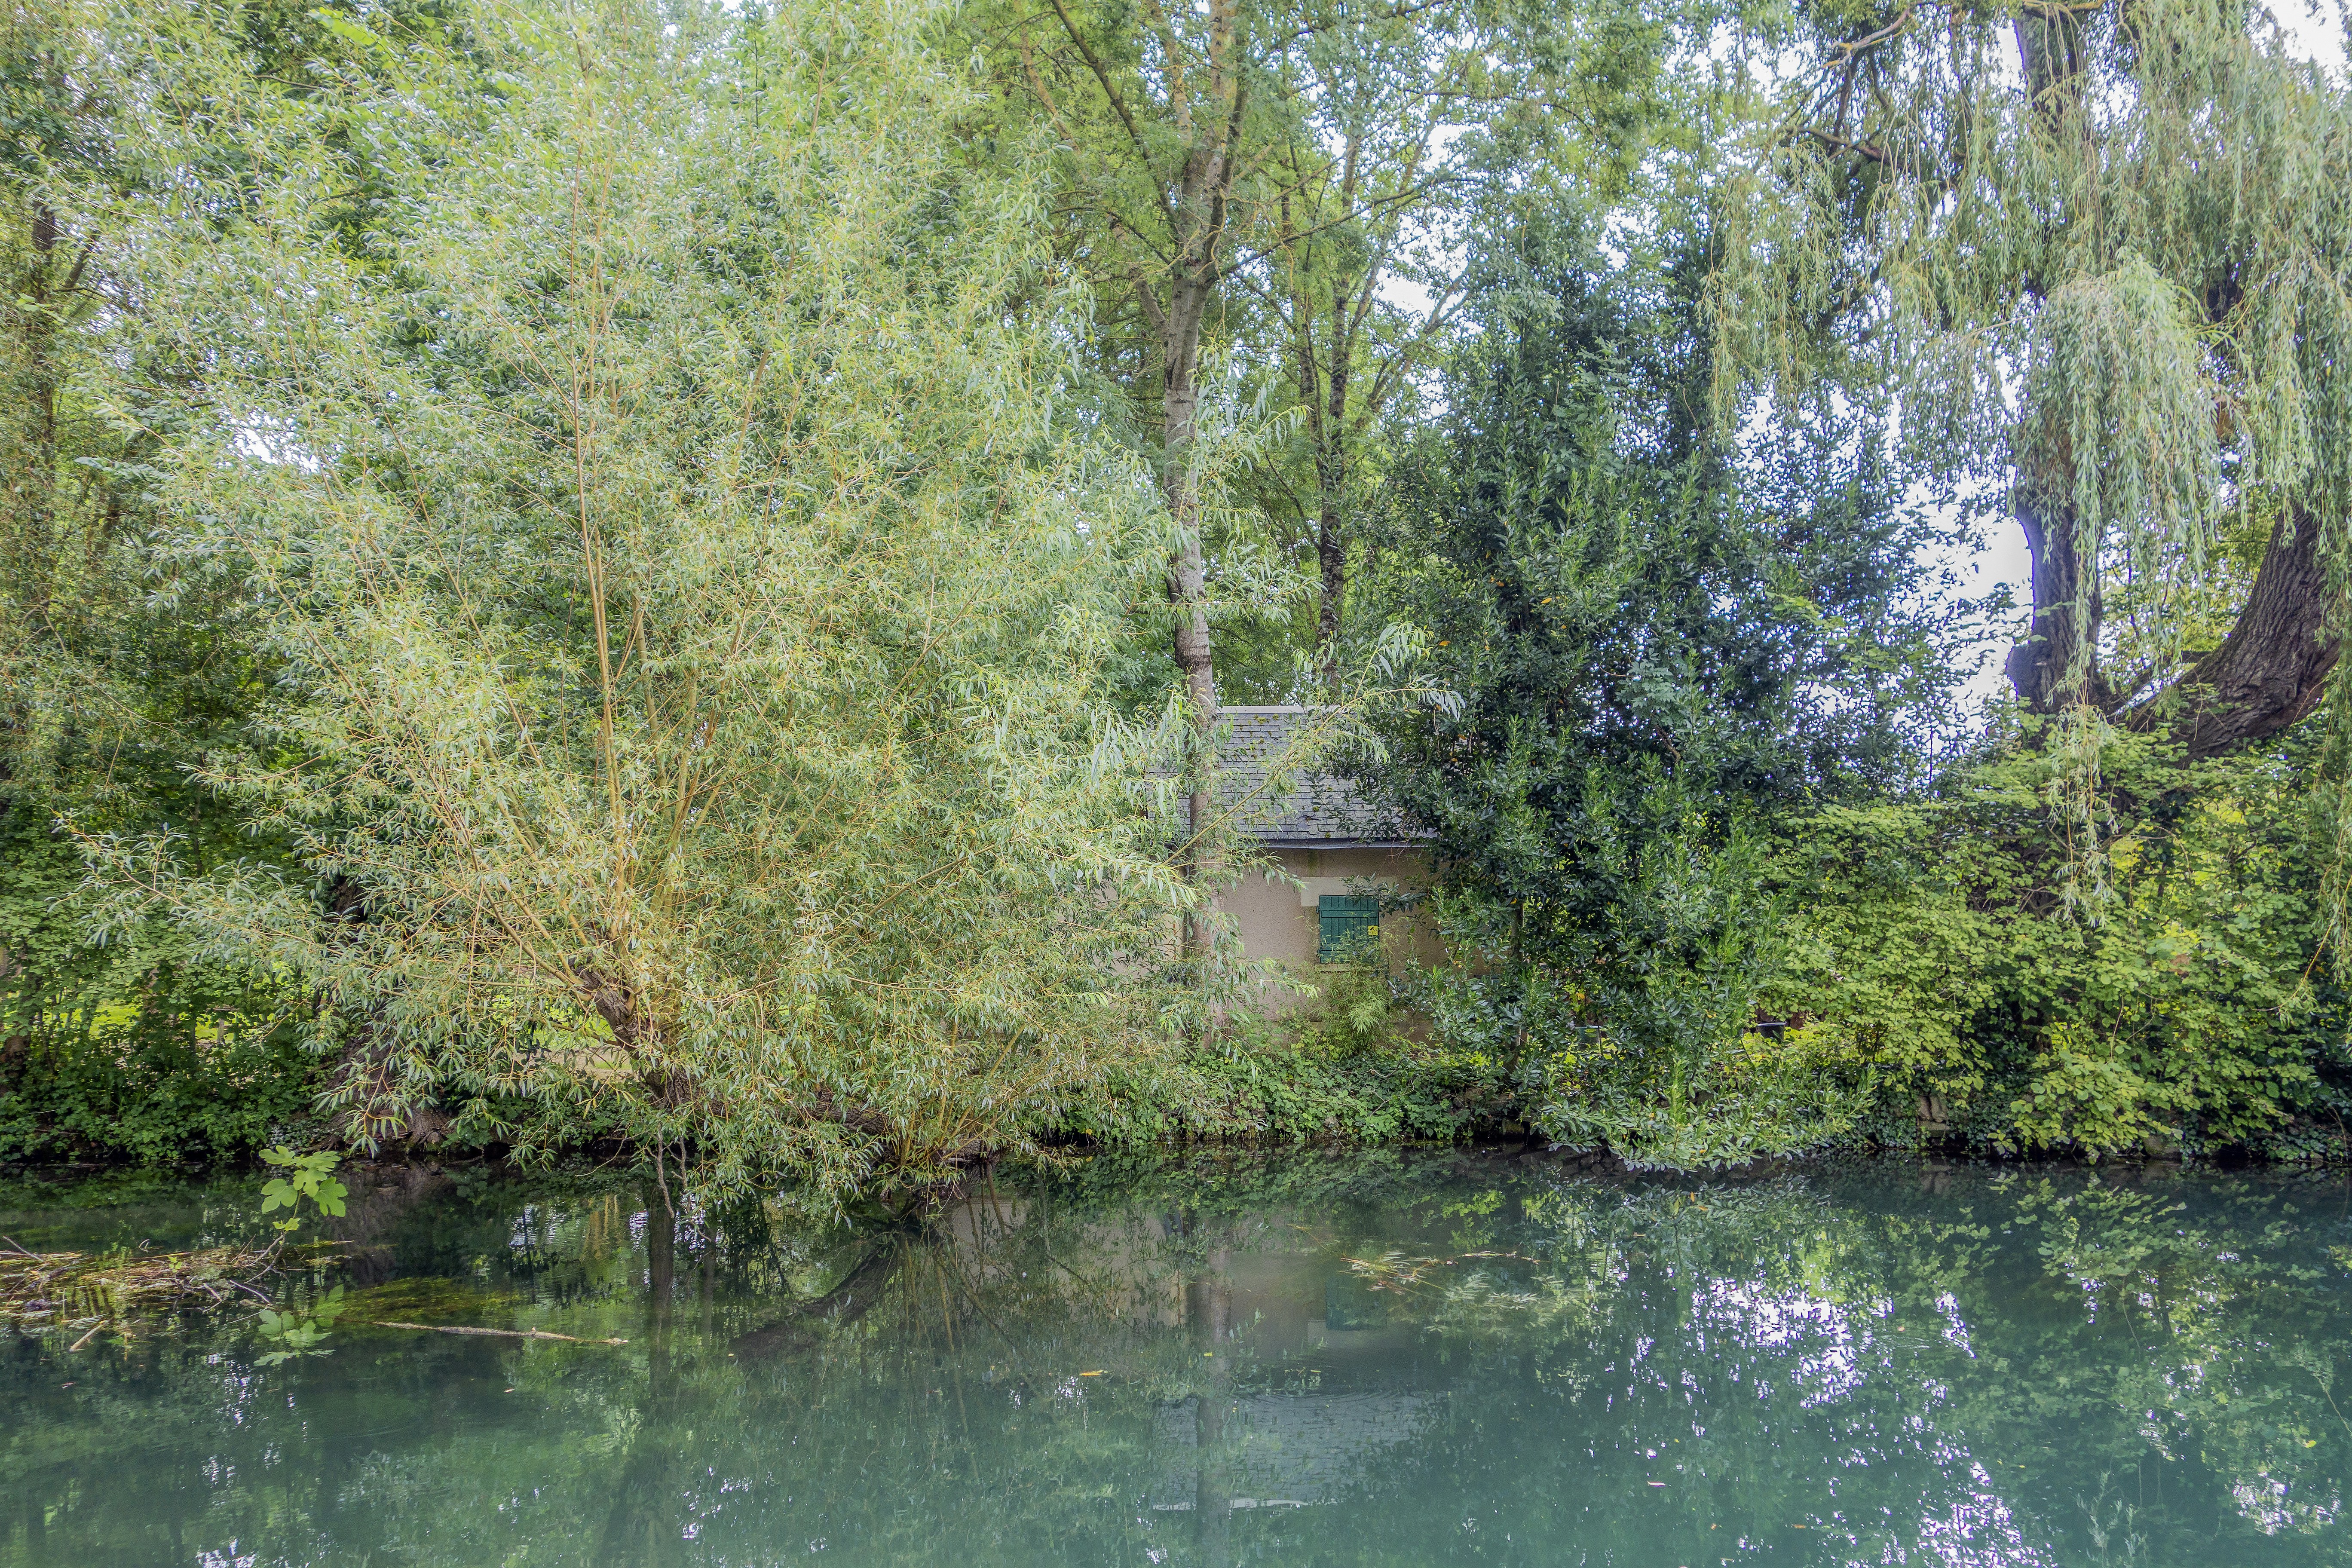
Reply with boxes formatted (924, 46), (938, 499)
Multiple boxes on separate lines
(0, 1014), (321, 1167)
(3, 802), (321, 1165)
(1771, 725), (2352, 1159)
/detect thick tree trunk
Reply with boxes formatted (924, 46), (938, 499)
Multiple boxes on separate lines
(1037, 0), (1242, 949)
(2008, 493), (2340, 756)
(2124, 508), (2339, 757)
(2004, 487), (2110, 714)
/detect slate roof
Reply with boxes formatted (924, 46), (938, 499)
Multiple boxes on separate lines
(1210, 707), (1417, 848)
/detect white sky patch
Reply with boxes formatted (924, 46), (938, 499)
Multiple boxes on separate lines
(1926, 485), (2030, 713)
(1372, 120), (1469, 324)
(2271, 0), (2349, 73)
(229, 413), (323, 472)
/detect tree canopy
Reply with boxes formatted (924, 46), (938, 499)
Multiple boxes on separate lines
(1, 0), (2348, 1184)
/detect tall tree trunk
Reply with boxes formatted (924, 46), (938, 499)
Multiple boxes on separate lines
(1164, 330), (1218, 879)
(1313, 316), (1351, 692)
(1156, 0), (1242, 951)
(1032, 0), (1257, 946)
(1317, 499), (1346, 690)
(2000, 6), (2103, 718)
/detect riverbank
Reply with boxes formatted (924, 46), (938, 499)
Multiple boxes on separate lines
(9, 1026), (2350, 1189)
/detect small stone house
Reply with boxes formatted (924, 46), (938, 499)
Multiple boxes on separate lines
(1206, 707), (1438, 1009)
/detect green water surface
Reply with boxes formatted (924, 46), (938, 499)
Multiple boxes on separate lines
(3, 1150), (2349, 1566)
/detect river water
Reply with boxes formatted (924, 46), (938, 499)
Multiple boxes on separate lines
(3, 1150), (2348, 1565)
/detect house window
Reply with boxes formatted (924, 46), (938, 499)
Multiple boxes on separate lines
(1317, 895), (1381, 964)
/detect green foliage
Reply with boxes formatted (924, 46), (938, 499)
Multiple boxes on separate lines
(253, 1283), (345, 1365)
(0, 1018), (320, 1168)
(5, 0), (2345, 1193)
(1358, 192), (1957, 1164)
(1773, 724), (2351, 1158)
(1518, 769), (1851, 1166)
(1298, 927), (1399, 1058)
(1054, 1029), (1516, 1148)
(257, 1145), (346, 1235)
(52, 0), (1197, 1206)
(2, 797), (319, 1164)
(252, 1147), (350, 1361)
(1, 0), (332, 1171)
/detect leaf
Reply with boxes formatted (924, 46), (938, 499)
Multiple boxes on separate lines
(306, 8), (392, 57)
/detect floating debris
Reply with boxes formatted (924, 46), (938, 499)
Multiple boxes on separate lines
(1344, 1249), (1540, 1294)
(2, 1236), (287, 1336)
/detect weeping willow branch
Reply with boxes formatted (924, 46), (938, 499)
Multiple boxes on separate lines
(1708, 0), (2352, 925)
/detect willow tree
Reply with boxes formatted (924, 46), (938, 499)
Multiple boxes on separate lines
(85, 0), (1189, 1206)
(1691, 0), (2352, 1149)
(1713, 0), (2349, 763)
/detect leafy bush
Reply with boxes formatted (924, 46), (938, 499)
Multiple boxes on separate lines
(1770, 724), (2352, 1158)
(0, 1000), (321, 1167)
(1049, 981), (1520, 1148)
(71, 0), (1192, 1208)
(3, 805), (320, 1166)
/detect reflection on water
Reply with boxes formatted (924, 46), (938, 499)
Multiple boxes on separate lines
(3, 1151), (2349, 1566)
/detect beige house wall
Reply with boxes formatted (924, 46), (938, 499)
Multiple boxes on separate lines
(1216, 847), (1441, 1016)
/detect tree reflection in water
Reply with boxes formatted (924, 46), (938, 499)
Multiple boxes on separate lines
(1, 1152), (2347, 1565)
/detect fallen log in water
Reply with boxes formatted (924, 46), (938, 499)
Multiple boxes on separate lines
(364, 1320), (627, 1345)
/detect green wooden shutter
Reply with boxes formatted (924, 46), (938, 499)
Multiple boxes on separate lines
(1317, 895), (1381, 964)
